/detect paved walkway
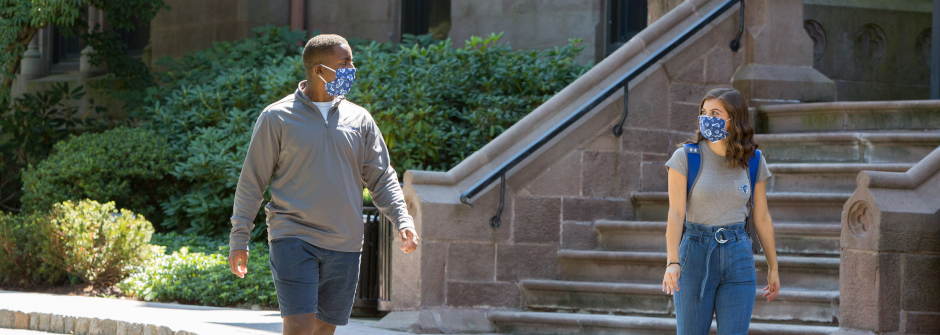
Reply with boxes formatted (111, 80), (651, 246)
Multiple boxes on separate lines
(0, 291), (427, 335)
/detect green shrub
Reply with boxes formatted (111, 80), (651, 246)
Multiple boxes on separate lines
(0, 211), (69, 285)
(144, 26), (590, 236)
(119, 233), (276, 307)
(0, 83), (117, 213)
(349, 33), (591, 170)
(21, 127), (175, 223)
(42, 200), (155, 288)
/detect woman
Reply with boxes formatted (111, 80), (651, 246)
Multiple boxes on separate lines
(661, 88), (780, 334)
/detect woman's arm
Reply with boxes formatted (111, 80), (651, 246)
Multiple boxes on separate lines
(663, 168), (687, 295)
(753, 179), (780, 301)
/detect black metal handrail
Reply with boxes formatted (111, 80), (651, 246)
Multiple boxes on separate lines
(459, 0), (746, 228)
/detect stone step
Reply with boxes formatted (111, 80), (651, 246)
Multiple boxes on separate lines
(632, 192), (850, 223)
(594, 220), (841, 256)
(766, 163), (912, 193)
(754, 132), (940, 164)
(520, 280), (839, 325)
(558, 250), (840, 291)
(488, 310), (839, 335)
(757, 100), (940, 134)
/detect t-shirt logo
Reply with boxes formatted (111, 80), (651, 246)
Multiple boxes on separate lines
(739, 184), (749, 195)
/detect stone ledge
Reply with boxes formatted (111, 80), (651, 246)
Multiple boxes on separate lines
(860, 146), (940, 190)
(0, 309), (195, 335)
(595, 220), (841, 236)
(520, 279), (839, 303)
(488, 310), (839, 334)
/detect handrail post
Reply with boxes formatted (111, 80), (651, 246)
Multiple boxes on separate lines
(490, 174), (506, 228)
(612, 86), (630, 136)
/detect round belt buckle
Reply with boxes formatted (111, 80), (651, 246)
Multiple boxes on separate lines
(715, 228), (729, 244)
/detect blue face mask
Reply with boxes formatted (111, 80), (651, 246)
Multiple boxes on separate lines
(699, 115), (730, 142)
(318, 65), (356, 96)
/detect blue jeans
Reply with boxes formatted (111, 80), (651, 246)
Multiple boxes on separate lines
(268, 238), (361, 325)
(674, 222), (756, 335)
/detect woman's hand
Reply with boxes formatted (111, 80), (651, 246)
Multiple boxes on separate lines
(662, 264), (681, 295)
(763, 269), (780, 301)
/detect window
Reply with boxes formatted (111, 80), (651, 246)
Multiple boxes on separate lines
(51, 25), (85, 73)
(401, 0), (451, 40)
(607, 0), (647, 56)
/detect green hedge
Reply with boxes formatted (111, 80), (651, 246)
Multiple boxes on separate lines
(142, 26), (590, 236)
(20, 127), (174, 223)
(119, 233), (276, 307)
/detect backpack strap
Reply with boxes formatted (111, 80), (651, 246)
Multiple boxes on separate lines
(747, 149), (761, 207)
(683, 143), (702, 201)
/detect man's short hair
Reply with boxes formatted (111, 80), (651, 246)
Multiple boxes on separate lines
(303, 34), (349, 78)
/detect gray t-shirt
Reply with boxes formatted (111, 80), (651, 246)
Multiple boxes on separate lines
(665, 142), (771, 226)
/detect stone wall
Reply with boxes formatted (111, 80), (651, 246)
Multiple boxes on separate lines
(150, 0), (290, 62)
(304, 0), (400, 43)
(804, 0), (933, 101)
(395, 0), (745, 319)
(449, 0), (604, 64)
(837, 147), (940, 334)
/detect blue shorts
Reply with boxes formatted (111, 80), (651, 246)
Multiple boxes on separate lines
(268, 237), (361, 325)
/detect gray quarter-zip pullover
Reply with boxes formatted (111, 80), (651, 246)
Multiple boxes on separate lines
(229, 81), (414, 252)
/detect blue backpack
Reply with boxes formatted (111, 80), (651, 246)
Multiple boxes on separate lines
(684, 143), (763, 254)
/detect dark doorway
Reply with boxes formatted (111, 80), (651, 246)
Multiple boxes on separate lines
(607, 0), (648, 56)
(401, 0), (451, 40)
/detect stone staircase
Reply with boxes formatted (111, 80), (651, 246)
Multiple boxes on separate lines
(488, 101), (940, 334)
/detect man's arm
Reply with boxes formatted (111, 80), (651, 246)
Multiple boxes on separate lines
(230, 111), (280, 252)
(360, 116), (418, 253)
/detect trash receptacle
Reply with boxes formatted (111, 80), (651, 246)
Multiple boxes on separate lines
(353, 207), (393, 316)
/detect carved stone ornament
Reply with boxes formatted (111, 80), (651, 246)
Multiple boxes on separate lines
(848, 201), (874, 239)
(915, 28), (931, 66)
(803, 20), (826, 62)
(854, 24), (887, 65)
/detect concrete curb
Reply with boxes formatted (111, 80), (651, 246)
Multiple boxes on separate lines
(0, 309), (198, 335)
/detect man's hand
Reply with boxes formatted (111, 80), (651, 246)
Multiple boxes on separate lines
(399, 227), (419, 253)
(229, 249), (249, 278)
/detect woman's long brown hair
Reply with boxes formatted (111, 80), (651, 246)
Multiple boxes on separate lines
(683, 88), (758, 169)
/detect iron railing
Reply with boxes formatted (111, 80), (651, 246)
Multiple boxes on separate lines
(459, 0), (746, 227)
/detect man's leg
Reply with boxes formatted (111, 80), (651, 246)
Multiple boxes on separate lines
(282, 313), (337, 335)
(313, 247), (362, 329)
(269, 239), (322, 335)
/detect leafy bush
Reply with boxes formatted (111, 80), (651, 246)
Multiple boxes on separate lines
(0, 200), (154, 288)
(0, 83), (117, 213)
(144, 26), (306, 235)
(119, 233), (276, 307)
(143, 26), (590, 236)
(42, 200), (155, 288)
(20, 127), (175, 223)
(0, 211), (69, 285)
(350, 32), (591, 170)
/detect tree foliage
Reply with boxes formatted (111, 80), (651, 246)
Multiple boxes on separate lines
(0, 0), (169, 101)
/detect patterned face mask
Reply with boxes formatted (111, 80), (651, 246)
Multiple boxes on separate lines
(699, 115), (730, 142)
(318, 65), (356, 96)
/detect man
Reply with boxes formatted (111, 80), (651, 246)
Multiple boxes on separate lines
(228, 34), (420, 335)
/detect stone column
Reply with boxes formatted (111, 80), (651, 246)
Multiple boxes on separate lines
(290, 0), (305, 31)
(80, 6), (106, 78)
(20, 35), (42, 80)
(731, 0), (835, 105)
(931, 0), (939, 99)
(11, 34), (42, 97)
